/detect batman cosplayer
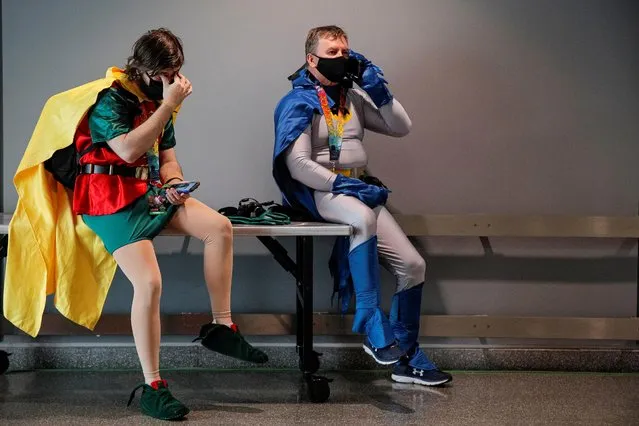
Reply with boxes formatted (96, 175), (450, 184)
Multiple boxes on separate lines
(272, 26), (452, 386)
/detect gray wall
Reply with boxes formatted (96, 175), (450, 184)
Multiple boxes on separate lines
(2, 1), (638, 329)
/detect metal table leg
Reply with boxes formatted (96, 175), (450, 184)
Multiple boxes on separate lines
(257, 235), (331, 402)
(296, 236), (331, 403)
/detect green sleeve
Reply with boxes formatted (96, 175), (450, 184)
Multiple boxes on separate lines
(88, 87), (134, 144)
(160, 118), (176, 150)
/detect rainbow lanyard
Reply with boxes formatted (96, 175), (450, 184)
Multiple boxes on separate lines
(315, 85), (347, 172)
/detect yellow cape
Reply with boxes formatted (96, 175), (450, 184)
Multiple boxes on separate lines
(4, 67), (178, 337)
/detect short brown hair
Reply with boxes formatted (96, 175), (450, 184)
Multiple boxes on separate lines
(125, 28), (184, 81)
(305, 25), (348, 56)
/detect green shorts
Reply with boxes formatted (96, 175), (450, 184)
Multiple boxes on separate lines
(82, 189), (179, 254)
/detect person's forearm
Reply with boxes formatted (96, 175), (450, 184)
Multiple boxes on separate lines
(160, 160), (184, 183)
(377, 99), (412, 136)
(285, 138), (337, 191)
(109, 103), (175, 163)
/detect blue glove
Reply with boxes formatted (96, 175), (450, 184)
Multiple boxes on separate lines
(349, 50), (393, 108)
(331, 174), (389, 208)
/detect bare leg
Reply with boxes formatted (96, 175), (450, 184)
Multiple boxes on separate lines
(167, 197), (233, 325)
(166, 197), (268, 363)
(113, 240), (162, 384)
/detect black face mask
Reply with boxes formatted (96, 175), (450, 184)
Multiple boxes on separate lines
(315, 56), (348, 84)
(141, 74), (164, 100)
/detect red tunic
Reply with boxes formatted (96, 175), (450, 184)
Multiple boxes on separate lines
(72, 85), (160, 216)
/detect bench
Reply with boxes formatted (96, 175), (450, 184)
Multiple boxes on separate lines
(2, 212), (639, 401)
(0, 212), (350, 401)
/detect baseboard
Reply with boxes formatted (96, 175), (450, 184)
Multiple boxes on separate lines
(2, 335), (637, 374)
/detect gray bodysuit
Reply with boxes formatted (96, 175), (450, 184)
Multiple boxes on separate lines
(285, 88), (425, 291)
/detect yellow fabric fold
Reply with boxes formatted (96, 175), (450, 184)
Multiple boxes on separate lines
(4, 67), (179, 337)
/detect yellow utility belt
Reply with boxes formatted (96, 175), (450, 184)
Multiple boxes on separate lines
(333, 167), (363, 178)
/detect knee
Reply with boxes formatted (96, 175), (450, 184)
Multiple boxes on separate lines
(203, 214), (233, 244)
(405, 255), (426, 286)
(134, 274), (162, 305)
(216, 215), (233, 238)
(352, 208), (377, 238)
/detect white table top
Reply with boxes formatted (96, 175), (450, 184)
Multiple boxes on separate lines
(0, 213), (351, 237)
(169, 221), (352, 237)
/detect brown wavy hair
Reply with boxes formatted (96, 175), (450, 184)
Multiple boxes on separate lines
(125, 28), (184, 81)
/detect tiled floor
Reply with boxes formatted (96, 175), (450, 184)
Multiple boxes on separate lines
(1, 369), (638, 425)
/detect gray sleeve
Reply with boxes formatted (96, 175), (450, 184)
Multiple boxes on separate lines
(284, 125), (337, 192)
(359, 91), (412, 137)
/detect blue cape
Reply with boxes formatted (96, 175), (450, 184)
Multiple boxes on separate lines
(272, 68), (353, 312)
(273, 69), (349, 218)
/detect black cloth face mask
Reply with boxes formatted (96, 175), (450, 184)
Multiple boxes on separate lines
(141, 73), (164, 100)
(315, 56), (348, 83)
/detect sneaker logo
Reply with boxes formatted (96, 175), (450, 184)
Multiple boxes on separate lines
(412, 368), (424, 377)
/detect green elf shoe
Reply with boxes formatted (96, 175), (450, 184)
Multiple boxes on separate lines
(127, 379), (190, 421)
(193, 323), (268, 364)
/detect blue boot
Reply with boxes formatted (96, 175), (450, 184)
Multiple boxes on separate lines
(349, 237), (404, 365)
(390, 284), (452, 386)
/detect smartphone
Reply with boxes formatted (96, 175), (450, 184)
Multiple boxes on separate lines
(345, 56), (362, 82)
(169, 181), (200, 194)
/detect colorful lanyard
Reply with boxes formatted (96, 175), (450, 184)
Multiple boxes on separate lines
(137, 101), (163, 187)
(315, 85), (347, 172)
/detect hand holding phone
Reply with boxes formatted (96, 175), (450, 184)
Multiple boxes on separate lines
(168, 181), (200, 194)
